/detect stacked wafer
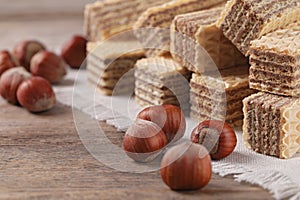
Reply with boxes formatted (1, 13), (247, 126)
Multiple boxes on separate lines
(134, 57), (191, 113)
(84, 0), (171, 41)
(87, 41), (145, 95)
(249, 21), (300, 97)
(217, 0), (300, 55)
(170, 7), (247, 73)
(243, 92), (300, 159)
(133, 0), (227, 57)
(190, 66), (255, 126)
(242, 21), (300, 158)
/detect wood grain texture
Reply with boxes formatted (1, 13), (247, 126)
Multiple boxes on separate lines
(0, 99), (272, 200)
(0, 16), (272, 199)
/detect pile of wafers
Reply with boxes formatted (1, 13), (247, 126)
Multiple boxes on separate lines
(84, 0), (300, 159)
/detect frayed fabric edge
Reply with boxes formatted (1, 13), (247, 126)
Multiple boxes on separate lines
(213, 162), (300, 200)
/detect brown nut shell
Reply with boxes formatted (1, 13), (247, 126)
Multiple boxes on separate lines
(123, 119), (168, 162)
(61, 35), (87, 69)
(13, 40), (46, 70)
(160, 142), (212, 190)
(30, 51), (67, 83)
(191, 120), (237, 160)
(16, 76), (56, 112)
(0, 67), (31, 104)
(137, 104), (186, 143)
(0, 50), (19, 75)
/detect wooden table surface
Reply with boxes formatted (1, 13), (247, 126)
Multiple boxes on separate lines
(0, 14), (273, 199)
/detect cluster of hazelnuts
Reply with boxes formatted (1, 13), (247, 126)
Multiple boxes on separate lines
(0, 35), (87, 112)
(123, 104), (237, 191)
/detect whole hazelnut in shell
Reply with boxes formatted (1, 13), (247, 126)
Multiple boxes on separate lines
(0, 50), (19, 75)
(30, 51), (67, 83)
(61, 35), (87, 69)
(16, 76), (56, 112)
(123, 119), (168, 162)
(160, 141), (212, 190)
(137, 104), (186, 144)
(191, 120), (237, 160)
(0, 67), (31, 104)
(13, 40), (46, 70)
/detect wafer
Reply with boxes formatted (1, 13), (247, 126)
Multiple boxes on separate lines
(216, 0), (300, 55)
(133, 0), (227, 57)
(243, 92), (300, 159)
(190, 65), (255, 126)
(87, 41), (145, 95)
(249, 21), (300, 97)
(134, 57), (191, 113)
(84, 0), (171, 41)
(170, 7), (247, 73)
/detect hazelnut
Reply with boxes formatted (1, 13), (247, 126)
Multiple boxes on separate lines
(13, 40), (46, 70)
(123, 119), (168, 162)
(16, 76), (56, 112)
(0, 50), (19, 75)
(137, 104), (186, 144)
(61, 35), (87, 69)
(0, 67), (31, 104)
(160, 141), (212, 190)
(191, 120), (237, 160)
(30, 50), (67, 83)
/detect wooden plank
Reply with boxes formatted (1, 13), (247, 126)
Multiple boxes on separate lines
(0, 99), (272, 199)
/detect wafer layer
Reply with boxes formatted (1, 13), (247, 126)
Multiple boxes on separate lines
(170, 7), (247, 73)
(249, 21), (300, 97)
(243, 92), (300, 159)
(84, 0), (170, 41)
(190, 66), (255, 126)
(134, 57), (191, 112)
(216, 0), (300, 55)
(133, 0), (227, 57)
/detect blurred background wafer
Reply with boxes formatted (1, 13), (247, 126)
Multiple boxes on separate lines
(84, 0), (171, 41)
(133, 0), (227, 57)
(87, 41), (145, 95)
(134, 57), (191, 113)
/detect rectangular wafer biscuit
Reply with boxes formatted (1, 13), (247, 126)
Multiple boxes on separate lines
(134, 57), (191, 112)
(216, 0), (300, 55)
(170, 7), (247, 73)
(249, 21), (300, 97)
(133, 0), (227, 57)
(84, 0), (171, 41)
(87, 41), (145, 95)
(243, 92), (300, 159)
(190, 66), (256, 126)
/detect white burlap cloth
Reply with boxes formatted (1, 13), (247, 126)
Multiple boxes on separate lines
(54, 69), (300, 200)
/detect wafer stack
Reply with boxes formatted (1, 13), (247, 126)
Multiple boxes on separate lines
(243, 92), (300, 159)
(190, 66), (255, 126)
(84, 0), (171, 41)
(217, 0), (300, 55)
(134, 57), (191, 113)
(133, 0), (227, 57)
(170, 7), (247, 73)
(87, 41), (145, 95)
(249, 21), (300, 97)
